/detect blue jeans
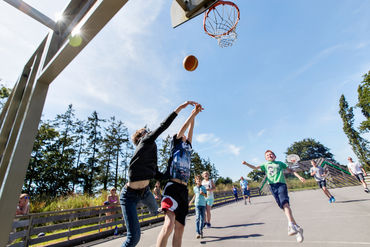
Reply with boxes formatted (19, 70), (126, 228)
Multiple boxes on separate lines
(120, 186), (158, 247)
(195, 205), (206, 235)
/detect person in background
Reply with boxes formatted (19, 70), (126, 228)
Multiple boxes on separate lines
(232, 185), (239, 202)
(16, 193), (30, 215)
(239, 176), (251, 205)
(153, 181), (162, 203)
(309, 160), (335, 202)
(347, 157), (369, 193)
(106, 188), (119, 229)
(201, 171), (215, 228)
(189, 175), (207, 239)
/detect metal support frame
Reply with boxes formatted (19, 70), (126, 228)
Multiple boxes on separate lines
(3, 0), (58, 31)
(0, 1), (129, 246)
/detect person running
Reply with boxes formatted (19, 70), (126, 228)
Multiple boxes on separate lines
(201, 171), (215, 228)
(242, 150), (306, 243)
(156, 103), (203, 247)
(309, 160), (335, 202)
(120, 101), (196, 247)
(239, 176), (251, 205)
(189, 175), (207, 239)
(347, 157), (369, 193)
(232, 185), (239, 202)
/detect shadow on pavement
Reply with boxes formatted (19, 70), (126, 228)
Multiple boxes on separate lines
(211, 222), (264, 229)
(200, 233), (263, 244)
(335, 198), (370, 203)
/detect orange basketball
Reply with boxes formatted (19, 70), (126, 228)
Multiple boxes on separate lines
(183, 55), (198, 71)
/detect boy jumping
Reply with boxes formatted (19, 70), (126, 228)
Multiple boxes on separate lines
(242, 150), (305, 243)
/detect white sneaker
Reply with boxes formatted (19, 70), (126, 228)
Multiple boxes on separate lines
(295, 226), (304, 243)
(287, 224), (298, 236)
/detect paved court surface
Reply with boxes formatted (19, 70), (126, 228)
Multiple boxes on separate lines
(85, 186), (370, 247)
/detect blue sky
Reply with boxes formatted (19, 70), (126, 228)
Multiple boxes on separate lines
(0, 0), (369, 181)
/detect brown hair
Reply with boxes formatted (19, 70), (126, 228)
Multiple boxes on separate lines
(265, 150), (276, 156)
(195, 175), (202, 181)
(131, 128), (146, 146)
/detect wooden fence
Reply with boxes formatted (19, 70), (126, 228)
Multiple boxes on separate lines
(7, 188), (260, 247)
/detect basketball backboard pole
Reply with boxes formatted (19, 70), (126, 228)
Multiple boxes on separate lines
(0, 1), (129, 246)
(3, 0), (58, 31)
(171, 0), (219, 28)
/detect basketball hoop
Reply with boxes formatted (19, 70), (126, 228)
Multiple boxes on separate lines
(203, 1), (240, 48)
(287, 154), (301, 164)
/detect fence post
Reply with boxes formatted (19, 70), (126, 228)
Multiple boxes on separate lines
(98, 208), (102, 233)
(25, 214), (33, 246)
(68, 214), (72, 241)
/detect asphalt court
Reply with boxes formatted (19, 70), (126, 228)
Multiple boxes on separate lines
(87, 185), (370, 247)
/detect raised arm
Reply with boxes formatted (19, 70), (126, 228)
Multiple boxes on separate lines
(147, 101), (196, 142)
(242, 161), (260, 170)
(176, 104), (203, 140)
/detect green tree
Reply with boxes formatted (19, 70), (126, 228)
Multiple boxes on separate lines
(356, 71), (370, 133)
(83, 111), (105, 194)
(52, 104), (78, 193)
(24, 121), (73, 197)
(158, 135), (172, 173)
(215, 176), (233, 185)
(286, 138), (337, 163)
(339, 95), (370, 169)
(247, 169), (265, 182)
(0, 82), (11, 111)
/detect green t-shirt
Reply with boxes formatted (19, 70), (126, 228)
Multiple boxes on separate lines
(260, 161), (288, 184)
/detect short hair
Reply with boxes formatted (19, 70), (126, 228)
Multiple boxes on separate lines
(131, 128), (146, 146)
(265, 150), (276, 156)
(110, 187), (116, 192)
(195, 175), (202, 181)
(202, 171), (210, 176)
(20, 193), (29, 199)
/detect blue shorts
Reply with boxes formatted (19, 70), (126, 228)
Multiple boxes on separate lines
(269, 183), (289, 209)
(317, 180), (327, 188)
(242, 188), (250, 196)
(206, 197), (214, 206)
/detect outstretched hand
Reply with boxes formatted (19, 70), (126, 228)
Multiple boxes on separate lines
(242, 161), (247, 165)
(181, 101), (197, 109)
(175, 101), (198, 114)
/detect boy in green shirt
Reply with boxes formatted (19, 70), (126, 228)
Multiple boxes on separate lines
(242, 150), (306, 243)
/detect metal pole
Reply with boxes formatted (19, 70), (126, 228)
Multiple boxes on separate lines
(3, 0), (58, 31)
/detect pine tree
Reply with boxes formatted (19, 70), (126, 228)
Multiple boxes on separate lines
(357, 71), (370, 133)
(83, 111), (105, 194)
(339, 95), (370, 169)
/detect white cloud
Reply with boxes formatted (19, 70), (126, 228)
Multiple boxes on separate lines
(286, 44), (343, 81)
(257, 129), (265, 137)
(196, 133), (220, 143)
(227, 144), (241, 156)
(195, 133), (242, 157)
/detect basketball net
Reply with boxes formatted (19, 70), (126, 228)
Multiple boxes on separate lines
(203, 1), (240, 48)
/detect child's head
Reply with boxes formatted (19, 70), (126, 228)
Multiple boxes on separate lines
(131, 128), (147, 146)
(202, 171), (210, 180)
(347, 157), (353, 162)
(19, 194), (29, 206)
(110, 187), (117, 195)
(155, 181), (160, 187)
(195, 175), (202, 185)
(311, 160), (317, 167)
(240, 176), (244, 180)
(265, 150), (276, 161)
